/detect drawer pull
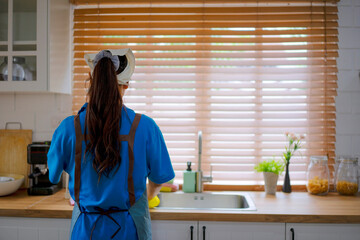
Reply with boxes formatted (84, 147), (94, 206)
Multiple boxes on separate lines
(190, 226), (194, 240)
(290, 228), (295, 240)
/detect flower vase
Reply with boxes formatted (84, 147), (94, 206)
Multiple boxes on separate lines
(282, 162), (291, 193)
(263, 172), (279, 195)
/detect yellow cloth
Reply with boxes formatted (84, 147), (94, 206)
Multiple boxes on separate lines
(148, 196), (160, 209)
(160, 186), (172, 192)
(160, 178), (178, 192)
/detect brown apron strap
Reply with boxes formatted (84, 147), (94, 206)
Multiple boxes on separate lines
(127, 113), (142, 206)
(74, 114), (83, 206)
(119, 135), (129, 141)
(73, 112), (142, 208)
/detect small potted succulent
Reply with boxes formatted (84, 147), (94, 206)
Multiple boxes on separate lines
(254, 158), (285, 195)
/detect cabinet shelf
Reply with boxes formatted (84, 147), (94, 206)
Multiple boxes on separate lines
(6, 51), (37, 56)
(0, 41), (36, 51)
(13, 41), (36, 45)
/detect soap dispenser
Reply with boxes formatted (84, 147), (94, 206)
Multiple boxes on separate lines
(183, 161), (196, 193)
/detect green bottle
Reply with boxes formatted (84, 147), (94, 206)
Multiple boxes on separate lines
(183, 161), (196, 193)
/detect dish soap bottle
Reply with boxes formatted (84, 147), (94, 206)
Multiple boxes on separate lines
(183, 161), (196, 193)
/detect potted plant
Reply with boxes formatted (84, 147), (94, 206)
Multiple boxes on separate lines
(254, 158), (285, 195)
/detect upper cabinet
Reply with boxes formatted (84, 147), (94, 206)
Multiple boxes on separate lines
(0, 0), (71, 93)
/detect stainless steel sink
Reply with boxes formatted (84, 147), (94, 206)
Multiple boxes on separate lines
(156, 192), (256, 211)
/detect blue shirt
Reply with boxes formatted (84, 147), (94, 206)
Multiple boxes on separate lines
(47, 103), (175, 238)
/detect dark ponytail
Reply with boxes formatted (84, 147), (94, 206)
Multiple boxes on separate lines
(85, 57), (123, 181)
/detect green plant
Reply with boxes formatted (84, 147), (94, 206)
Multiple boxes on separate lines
(254, 158), (285, 175)
(283, 132), (304, 164)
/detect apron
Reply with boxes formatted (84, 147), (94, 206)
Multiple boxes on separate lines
(69, 113), (152, 240)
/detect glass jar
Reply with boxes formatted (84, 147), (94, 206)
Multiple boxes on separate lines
(336, 157), (358, 196)
(358, 156), (360, 193)
(0, 59), (6, 81)
(13, 57), (26, 81)
(18, 57), (33, 81)
(0, 57), (25, 81)
(356, 155), (360, 193)
(334, 155), (347, 191)
(306, 156), (330, 195)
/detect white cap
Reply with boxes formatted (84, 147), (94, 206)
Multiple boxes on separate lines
(84, 48), (135, 86)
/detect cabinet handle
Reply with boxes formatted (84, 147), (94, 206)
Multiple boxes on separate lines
(190, 226), (194, 240)
(290, 228), (295, 240)
(202, 226), (206, 240)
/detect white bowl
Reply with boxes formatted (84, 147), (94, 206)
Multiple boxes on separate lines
(0, 173), (24, 196)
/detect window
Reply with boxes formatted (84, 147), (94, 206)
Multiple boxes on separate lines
(72, 0), (338, 186)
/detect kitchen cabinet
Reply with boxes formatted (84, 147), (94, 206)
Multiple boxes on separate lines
(152, 221), (360, 240)
(0, 216), (70, 240)
(1, 217), (360, 240)
(0, 0), (70, 93)
(285, 223), (360, 240)
(199, 221), (285, 240)
(152, 220), (285, 240)
(152, 220), (198, 240)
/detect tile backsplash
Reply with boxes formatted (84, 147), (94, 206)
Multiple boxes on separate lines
(0, 93), (72, 141)
(336, 0), (360, 156)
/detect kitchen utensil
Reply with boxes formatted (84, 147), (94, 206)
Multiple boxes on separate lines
(0, 122), (32, 188)
(0, 56), (26, 81)
(0, 173), (24, 196)
(27, 142), (62, 195)
(0, 176), (14, 182)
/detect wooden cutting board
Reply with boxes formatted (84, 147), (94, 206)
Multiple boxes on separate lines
(0, 129), (32, 188)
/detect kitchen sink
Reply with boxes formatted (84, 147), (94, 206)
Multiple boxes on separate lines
(156, 192), (256, 211)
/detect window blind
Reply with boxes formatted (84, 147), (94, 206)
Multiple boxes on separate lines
(72, 0), (338, 185)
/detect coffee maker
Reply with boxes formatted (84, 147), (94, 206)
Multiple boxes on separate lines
(27, 142), (62, 195)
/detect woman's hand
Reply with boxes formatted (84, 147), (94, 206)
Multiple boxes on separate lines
(147, 180), (162, 200)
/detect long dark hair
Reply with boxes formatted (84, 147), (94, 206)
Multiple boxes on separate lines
(85, 56), (125, 181)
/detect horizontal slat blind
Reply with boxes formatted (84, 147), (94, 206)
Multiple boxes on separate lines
(72, 0), (339, 4)
(72, 0), (338, 185)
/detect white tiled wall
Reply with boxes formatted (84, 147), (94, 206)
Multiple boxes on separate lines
(0, 93), (72, 141)
(0, 0), (359, 153)
(336, 0), (360, 156)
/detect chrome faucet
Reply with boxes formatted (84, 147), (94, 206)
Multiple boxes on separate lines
(196, 131), (213, 192)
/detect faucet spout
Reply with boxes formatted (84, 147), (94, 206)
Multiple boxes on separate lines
(198, 131), (202, 172)
(196, 130), (213, 192)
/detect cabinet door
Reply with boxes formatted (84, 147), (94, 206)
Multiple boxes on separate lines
(286, 223), (360, 240)
(0, 217), (70, 240)
(0, 0), (9, 51)
(0, 0), (47, 91)
(152, 220), (198, 240)
(199, 221), (285, 240)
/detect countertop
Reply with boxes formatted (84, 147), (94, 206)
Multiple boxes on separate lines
(0, 189), (359, 223)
